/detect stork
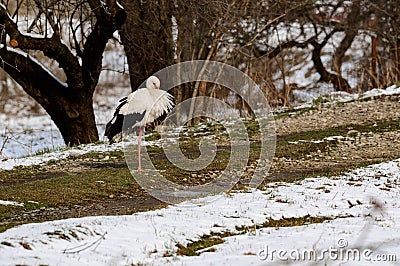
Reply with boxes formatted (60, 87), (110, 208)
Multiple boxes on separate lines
(105, 76), (174, 171)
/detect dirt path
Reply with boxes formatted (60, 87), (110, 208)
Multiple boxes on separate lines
(276, 95), (400, 135)
(1, 94), (400, 230)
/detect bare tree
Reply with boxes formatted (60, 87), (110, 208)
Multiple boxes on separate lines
(119, 0), (174, 90)
(368, 0), (400, 85)
(0, 0), (126, 145)
(118, 0), (400, 111)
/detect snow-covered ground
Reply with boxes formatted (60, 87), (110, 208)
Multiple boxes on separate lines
(291, 84), (400, 110)
(0, 141), (122, 171)
(0, 159), (399, 265)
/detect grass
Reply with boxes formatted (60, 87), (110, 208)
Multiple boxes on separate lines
(276, 118), (400, 160)
(34, 147), (57, 156)
(312, 96), (331, 105)
(0, 167), (138, 207)
(0, 167), (142, 232)
(176, 236), (224, 256)
(0, 150), (125, 183)
(175, 215), (334, 256)
(273, 105), (315, 120)
(144, 145), (232, 185)
(0, 164), (52, 183)
(1, 114), (399, 232)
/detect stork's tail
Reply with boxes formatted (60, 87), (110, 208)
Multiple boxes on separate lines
(105, 112), (147, 144)
(105, 114), (124, 144)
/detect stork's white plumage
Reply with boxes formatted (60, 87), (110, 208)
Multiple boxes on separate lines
(105, 76), (174, 171)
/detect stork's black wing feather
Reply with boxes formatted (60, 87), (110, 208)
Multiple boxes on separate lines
(105, 100), (146, 144)
(113, 97), (128, 116)
(119, 96), (128, 103)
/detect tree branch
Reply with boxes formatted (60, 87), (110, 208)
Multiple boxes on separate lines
(0, 4), (82, 88)
(332, 0), (363, 73)
(33, 0), (60, 36)
(0, 47), (67, 108)
(87, 0), (107, 20)
(253, 38), (316, 59)
(311, 32), (351, 92)
(81, 0), (126, 90)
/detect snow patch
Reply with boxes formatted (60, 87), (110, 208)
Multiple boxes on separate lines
(0, 200), (24, 206)
(0, 159), (399, 265)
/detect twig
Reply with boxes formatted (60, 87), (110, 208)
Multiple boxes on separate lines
(63, 231), (107, 254)
(0, 134), (9, 157)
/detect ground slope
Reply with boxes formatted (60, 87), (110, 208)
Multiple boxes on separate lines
(0, 93), (399, 231)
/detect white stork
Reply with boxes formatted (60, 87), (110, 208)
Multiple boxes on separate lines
(105, 76), (174, 171)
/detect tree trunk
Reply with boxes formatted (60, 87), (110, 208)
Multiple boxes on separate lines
(311, 40), (352, 92)
(332, 31), (357, 74)
(119, 0), (174, 91)
(396, 38), (400, 81)
(0, 1), (126, 146)
(371, 35), (378, 88)
(332, 0), (362, 74)
(47, 94), (98, 146)
(0, 47), (99, 145)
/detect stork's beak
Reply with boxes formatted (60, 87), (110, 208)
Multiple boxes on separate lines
(156, 85), (160, 90)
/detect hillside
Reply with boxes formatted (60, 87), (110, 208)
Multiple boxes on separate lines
(0, 87), (399, 223)
(0, 88), (399, 264)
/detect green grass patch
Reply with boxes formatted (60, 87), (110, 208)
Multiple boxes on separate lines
(176, 235), (224, 256)
(0, 151), (125, 184)
(275, 118), (400, 159)
(176, 215), (334, 256)
(276, 140), (333, 159)
(0, 165), (149, 232)
(0, 167), (137, 215)
(0, 164), (57, 184)
(237, 215), (333, 232)
(145, 145), (232, 184)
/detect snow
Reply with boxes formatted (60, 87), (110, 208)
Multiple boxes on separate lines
(285, 84), (400, 112)
(0, 200), (23, 206)
(0, 114), (64, 159)
(0, 159), (399, 265)
(361, 85), (400, 98)
(0, 45), (68, 89)
(288, 135), (345, 144)
(289, 82), (400, 112)
(0, 141), (121, 170)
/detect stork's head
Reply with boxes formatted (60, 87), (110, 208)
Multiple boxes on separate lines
(146, 76), (160, 90)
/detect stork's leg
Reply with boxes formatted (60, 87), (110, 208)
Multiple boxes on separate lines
(137, 126), (143, 171)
